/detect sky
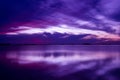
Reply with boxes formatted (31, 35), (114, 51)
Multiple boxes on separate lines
(0, 0), (120, 44)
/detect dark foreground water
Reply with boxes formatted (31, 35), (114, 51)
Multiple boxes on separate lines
(0, 45), (120, 80)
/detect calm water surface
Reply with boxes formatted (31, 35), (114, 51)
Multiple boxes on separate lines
(0, 45), (120, 80)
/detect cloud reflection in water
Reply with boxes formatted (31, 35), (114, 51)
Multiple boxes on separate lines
(5, 45), (120, 77)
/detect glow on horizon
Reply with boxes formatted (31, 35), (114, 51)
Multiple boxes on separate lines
(5, 24), (120, 41)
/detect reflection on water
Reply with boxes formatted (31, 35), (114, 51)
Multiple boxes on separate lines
(5, 47), (120, 65)
(0, 45), (120, 80)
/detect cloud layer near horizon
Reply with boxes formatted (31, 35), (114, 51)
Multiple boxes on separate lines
(0, 0), (120, 44)
(5, 24), (120, 41)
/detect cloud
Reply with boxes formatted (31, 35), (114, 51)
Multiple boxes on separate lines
(98, 0), (120, 21)
(5, 24), (120, 41)
(45, 13), (120, 35)
(0, 0), (120, 44)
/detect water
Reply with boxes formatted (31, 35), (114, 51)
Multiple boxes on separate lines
(0, 45), (120, 80)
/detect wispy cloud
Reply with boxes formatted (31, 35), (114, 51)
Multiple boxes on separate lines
(5, 24), (120, 41)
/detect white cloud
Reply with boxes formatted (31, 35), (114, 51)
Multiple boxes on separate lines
(6, 24), (120, 41)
